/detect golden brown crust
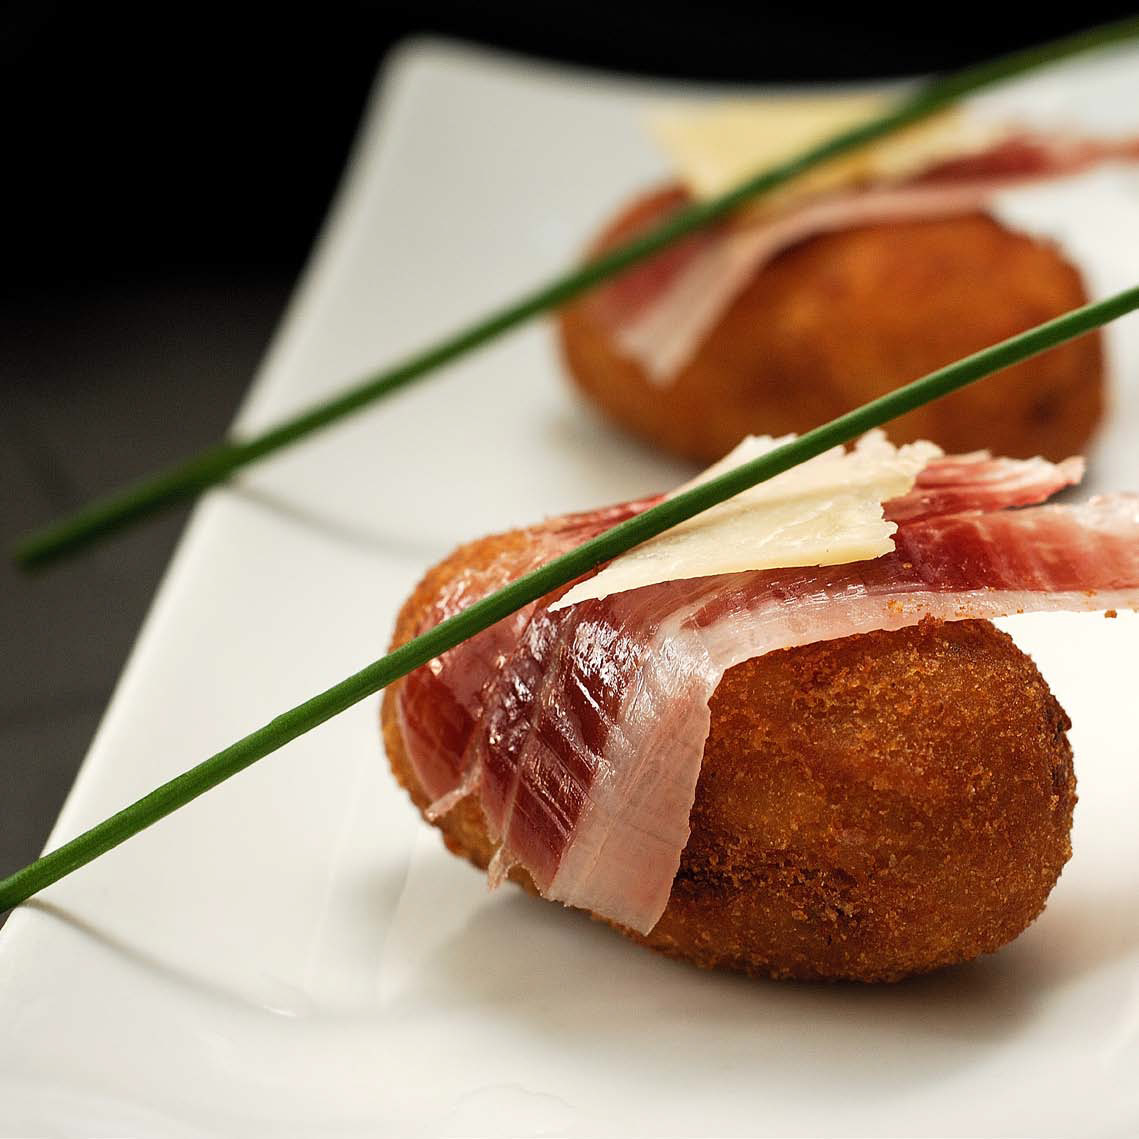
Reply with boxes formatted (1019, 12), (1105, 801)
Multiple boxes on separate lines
(558, 186), (1103, 464)
(639, 620), (1075, 981)
(382, 528), (1076, 982)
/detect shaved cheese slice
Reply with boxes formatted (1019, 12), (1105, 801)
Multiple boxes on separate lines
(552, 432), (942, 610)
(650, 94), (1007, 207)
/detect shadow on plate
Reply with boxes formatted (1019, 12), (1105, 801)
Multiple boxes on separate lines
(227, 484), (449, 563)
(369, 862), (1138, 1100)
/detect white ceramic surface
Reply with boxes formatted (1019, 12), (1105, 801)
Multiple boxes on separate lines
(2, 38), (1139, 1138)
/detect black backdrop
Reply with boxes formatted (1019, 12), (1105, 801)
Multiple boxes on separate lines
(2, 2), (1135, 885)
(6, 3), (1137, 290)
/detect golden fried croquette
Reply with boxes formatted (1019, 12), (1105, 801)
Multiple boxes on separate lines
(382, 526), (1077, 983)
(558, 187), (1104, 464)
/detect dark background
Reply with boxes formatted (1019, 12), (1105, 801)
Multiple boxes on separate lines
(2, 3), (1135, 888)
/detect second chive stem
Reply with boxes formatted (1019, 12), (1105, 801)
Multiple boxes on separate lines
(2, 283), (1137, 911)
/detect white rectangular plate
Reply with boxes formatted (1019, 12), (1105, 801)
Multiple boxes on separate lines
(2, 38), (1139, 1138)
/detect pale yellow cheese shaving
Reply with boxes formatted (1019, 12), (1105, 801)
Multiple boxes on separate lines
(552, 432), (942, 611)
(649, 93), (1006, 209)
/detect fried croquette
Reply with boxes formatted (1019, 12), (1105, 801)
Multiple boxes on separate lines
(381, 527), (1076, 983)
(558, 187), (1103, 464)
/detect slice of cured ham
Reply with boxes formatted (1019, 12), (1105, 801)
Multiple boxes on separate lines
(600, 132), (1139, 384)
(884, 450), (1085, 523)
(393, 453), (1138, 935)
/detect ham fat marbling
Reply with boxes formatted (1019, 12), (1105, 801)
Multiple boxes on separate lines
(393, 454), (1138, 934)
(604, 132), (1139, 383)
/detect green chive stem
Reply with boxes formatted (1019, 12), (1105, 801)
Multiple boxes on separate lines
(1, 284), (1136, 912)
(12, 16), (1139, 569)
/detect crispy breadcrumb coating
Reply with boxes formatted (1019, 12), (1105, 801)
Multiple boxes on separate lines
(382, 528), (1076, 982)
(558, 186), (1103, 464)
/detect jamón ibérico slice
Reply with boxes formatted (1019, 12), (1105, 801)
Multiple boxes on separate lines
(884, 452), (1085, 523)
(393, 460), (1139, 934)
(592, 131), (1139, 383)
